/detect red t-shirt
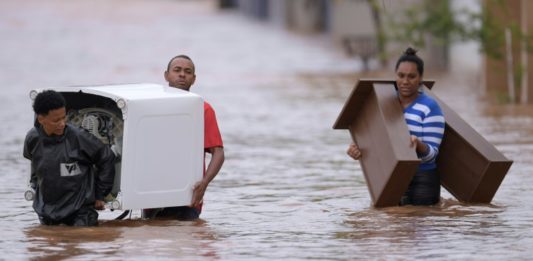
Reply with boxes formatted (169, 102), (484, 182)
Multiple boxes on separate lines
(204, 101), (223, 150)
(196, 101), (223, 213)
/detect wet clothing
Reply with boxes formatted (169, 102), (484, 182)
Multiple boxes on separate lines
(23, 124), (115, 226)
(38, 205), (99, 226)
(401, 91), (445, 205)
(400, 169), (441, 206)
(144, 101), (223, 220)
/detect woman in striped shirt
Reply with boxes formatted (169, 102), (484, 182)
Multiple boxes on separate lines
(347, 47), (445, 206)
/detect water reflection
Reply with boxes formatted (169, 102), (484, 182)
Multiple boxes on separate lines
(25, 219), (221, 259)
(335, 203), (516, 260)
(339, 200), (506, 240)
(25, 225), (122, 260)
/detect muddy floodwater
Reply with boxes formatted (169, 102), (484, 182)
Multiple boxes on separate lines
(1, 0), (533, 260)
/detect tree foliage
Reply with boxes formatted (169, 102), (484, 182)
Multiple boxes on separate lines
(377, 0), (533, 60)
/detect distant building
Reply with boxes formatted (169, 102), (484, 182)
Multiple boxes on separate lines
(219, 0), (451, 72)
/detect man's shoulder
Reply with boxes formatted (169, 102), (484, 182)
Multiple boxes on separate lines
(66, 124), (100, 143)
(65, 124), (84, 136)
(203, 101), (213, 110)
(25, 126), (39, 136)
(203, 101), (218, 115)
(24, 127), (40, 143)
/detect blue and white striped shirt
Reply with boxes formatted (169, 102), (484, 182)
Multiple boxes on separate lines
(403, 92), (445, 171)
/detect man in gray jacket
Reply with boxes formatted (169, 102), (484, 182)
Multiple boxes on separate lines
(23, 90), (116, 226)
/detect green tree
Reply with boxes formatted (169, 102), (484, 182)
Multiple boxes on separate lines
(377, 0), (533, 61)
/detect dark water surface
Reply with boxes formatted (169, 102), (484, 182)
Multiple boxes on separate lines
(1, 0), (532, 260)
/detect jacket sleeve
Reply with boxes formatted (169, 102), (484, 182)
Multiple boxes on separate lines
(23, 128), (38, 190)
(78, 131), (116, 200)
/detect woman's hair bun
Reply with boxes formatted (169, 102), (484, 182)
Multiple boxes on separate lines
(404, 47), (418, 56)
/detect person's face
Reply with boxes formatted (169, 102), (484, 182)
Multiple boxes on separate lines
(164, 58), (196, 91)
(37, 107), (66, 136)
(395, 61), (422, 99)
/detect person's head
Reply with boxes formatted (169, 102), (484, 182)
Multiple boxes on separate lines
(164, 55), (196, 91)
(33, 90), (67, 136)
(395, 47), (424, 98)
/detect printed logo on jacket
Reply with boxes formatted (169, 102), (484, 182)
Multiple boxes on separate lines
(60, 162), (82, 177)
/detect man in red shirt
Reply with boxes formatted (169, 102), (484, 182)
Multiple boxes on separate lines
(144, 55), (225, 220)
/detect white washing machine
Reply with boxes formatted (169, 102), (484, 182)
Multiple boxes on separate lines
(29, 83), (204, 210)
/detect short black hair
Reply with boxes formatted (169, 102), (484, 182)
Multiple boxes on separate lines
(166, 54), (194, 72)
(32, 90), (66, 115)
(395, 47), (424, 76)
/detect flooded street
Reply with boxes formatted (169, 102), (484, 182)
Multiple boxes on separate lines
(1, 0), (533, 260)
